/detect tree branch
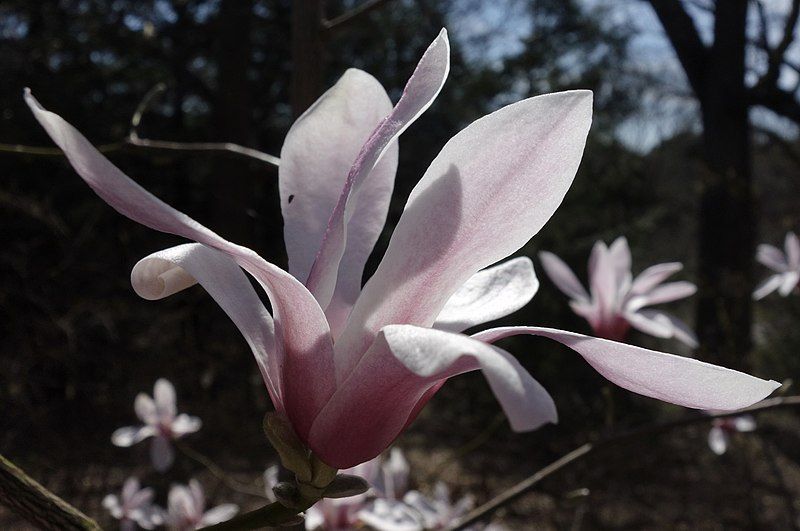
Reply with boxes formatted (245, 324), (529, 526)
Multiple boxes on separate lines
(447, 395), (800, 531)
(0, 454), (101, 530)
(323, 0), (393, 32)
(647, 0), (709, 98)
(3, 84), (280, 167)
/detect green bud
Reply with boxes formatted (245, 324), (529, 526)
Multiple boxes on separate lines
(310, 453), (338, 489)
(263, 412), (312, 483)
(322, 474), (370, 499)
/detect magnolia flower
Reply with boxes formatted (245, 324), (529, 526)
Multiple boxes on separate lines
(165, 479), (238, 530)
(753, 231), (800, 300)
(111, 379), (201, 471)
(707, 415), (757, 455)
(102, 477), (162, 531)
(539, 237), (698, 347)
(27, 28), (779, 470)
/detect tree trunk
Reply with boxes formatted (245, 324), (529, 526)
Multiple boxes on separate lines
(213, 0), (255, 246)
(291, 0), (325, 118)
(695, 0), (753, 369)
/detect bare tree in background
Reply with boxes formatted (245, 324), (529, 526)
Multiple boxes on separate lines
(647, 0), (800, 369)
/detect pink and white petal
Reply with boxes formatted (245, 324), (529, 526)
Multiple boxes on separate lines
(433, 257), (539, 333)
(624, 310), (674, 339)
(637, 309), (698, 348)
(150, 435), (175, 473)
(629, 262), (683, 295)
(785, 231), (800, 270)
(153, 379), (177, 422)
(111, 425), (156, 447)
(626, 281), (696, 311)
(25, 91), (335, 439)
(310, 326), (557, 468)
(569, 299), (602, 331)
(200, 505), (239, 526)
(132, 244), (279, 406)
(167, 484), (195, 522)
(778, 270), (800, 296)
(304, 29), (450, 310)
(279, 69), (396, 285)
(757, 243), (788, 272)
(538, 251), (589, 302)
(588, 241), (617, 320)
(734, 415), (757, 432)
(335, 90), (593, 381)
(608, 236), (631, 287)
(171, 414), (202, 437)
(134, 393), (158, 425)
(753, 273), (784, 300)
(472, 326), (780, 411)
(708, 426), (728, 455)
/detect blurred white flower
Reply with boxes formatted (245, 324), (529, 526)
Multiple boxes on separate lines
(403, 483), (474, 530)
(102, 477), (162, 531)
(708, 415), (757, 455)
(540, 236), (698, 347)
(263, 464), (280, 501)
(753, 231), (800, 300)
(165, 479), (238, 530)
(111, 379), (201, 472)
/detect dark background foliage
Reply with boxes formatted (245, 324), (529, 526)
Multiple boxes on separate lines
(1, 0), (800, 528)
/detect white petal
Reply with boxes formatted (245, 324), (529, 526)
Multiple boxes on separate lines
(734, 415), (757, 432)
(433, 257), (539, 333)
(626, 281), (696, 311)
(134, 394), (158, 425)
(335, 90), (593, 381)
(778, 271), (800, 296)
(132, 244), (279, 406)
(757, 243), (788, 272)
(304, 30), (450, 313)
(383, 325), (558, 431)
(153, 379), (177, 422)
(785, 231), (800, 270)
(538, 251), (589, 301)
(472, 326), (780, 411)
(171, 414), (202, 437)
(111, 426), (155, 447)
(608, 236), (631, 288)
(200, 504), (239, 526)
(629, 262), (683, 295)
(708, 426), (728, 455)
(753, 274), (784, 300)
(624, 310), (674, 339)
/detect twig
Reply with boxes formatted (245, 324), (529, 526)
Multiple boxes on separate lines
(0, 454), (101, 530)
(323, 0), (393, 32)
(447, 395), (800, 530)
(174, 441), (269, 499)
(4, 84), (280, 167)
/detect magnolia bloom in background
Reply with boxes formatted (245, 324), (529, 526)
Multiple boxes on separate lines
(28, 28), (780, 470)
(707, 415), (757, 455)
(111, 379), (201, 472)
(753, 231), (800, 300)
(165, 479), (238, 531)
(102, 477), (162, 531)
(539, 237), (698, 347)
